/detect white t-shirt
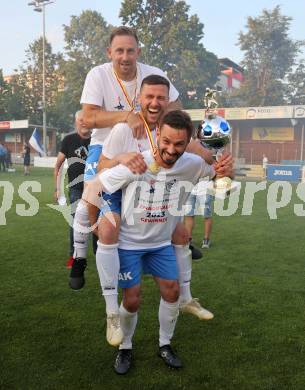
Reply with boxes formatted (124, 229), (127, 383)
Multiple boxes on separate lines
(99, 150), (215, 250)
(80, 62), (179, 145)
(102, 123), (155, 158)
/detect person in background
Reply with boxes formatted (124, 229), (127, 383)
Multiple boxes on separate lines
(262, 154), (268, 178)
(0, 143), (7, 172)
(5, 147), (12, 170)
(54, 111), (91, 268)
(184, 191), (214, 254)
(23, 141), (31, 175)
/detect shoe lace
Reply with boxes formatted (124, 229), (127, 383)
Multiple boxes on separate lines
(191, 298), (202, 308)
(109, 314), (120, 330)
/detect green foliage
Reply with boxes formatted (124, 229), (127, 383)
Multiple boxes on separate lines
(58, 10), (113, 127)
(0, 69), (13, 119)
(120, 0), (220, 107)
(237, 6), (304, 106)
(12, 37), (62, 126)
(286, 60), (305, 104)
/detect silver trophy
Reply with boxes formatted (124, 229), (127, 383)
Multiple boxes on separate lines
(198, 88), (232, 196)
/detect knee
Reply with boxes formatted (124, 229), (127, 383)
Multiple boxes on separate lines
(161, 281), (179, 303)
(123, 290), (141, 313)
(99, 213), (120, 244)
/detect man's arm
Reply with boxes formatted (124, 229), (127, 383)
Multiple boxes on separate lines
(98, 152), (147, 174)
(83, 164), (136, 207)
(82, 103), (145, 139)
(53, 152), (66, 202)
(186, 139), (214, 165)
(166, 99), (183, 111)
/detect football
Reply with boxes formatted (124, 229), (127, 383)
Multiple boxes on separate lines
(198, 115), (231, 150)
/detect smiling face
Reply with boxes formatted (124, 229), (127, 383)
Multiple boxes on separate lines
(107, 34), (141, 81)
(156, 124), (189, 168)
(138, 83), (169, 128)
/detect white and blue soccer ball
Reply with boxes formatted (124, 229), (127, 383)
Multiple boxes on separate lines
(198, 115), (231, 150)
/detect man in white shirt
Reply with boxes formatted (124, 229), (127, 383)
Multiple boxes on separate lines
(83, 110), (233, 374)
(71, 26), (181, 287)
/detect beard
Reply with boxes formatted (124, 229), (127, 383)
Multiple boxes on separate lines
(157, 141), (183, 167)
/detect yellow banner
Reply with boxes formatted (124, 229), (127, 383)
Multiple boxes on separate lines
(252, 127), (294, 141)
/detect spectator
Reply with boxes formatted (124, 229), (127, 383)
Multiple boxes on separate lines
(23, 141), (31, 175)
(54, 111), (91, 268)
(0, 143), (7, 172)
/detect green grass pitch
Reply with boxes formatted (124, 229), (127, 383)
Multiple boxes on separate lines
(1, 167), (305, 389)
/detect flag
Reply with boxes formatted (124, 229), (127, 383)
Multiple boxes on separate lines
(29, 128), (46, 156)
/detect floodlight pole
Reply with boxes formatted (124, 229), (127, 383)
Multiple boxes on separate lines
(28, 0), (54, 155)
(42, 2), (47, 155)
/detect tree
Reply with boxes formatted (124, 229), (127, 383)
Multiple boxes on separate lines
(0, 69), (11, 119)
(120, 0), (220, 108)
(13, 37), (62, 127)
(237, 6), (304, 106)
(59, 10), (113, 124)
(286, 60), (305, 105)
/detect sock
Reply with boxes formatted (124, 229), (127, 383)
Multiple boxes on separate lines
(119, 302), (138, 350)
(96, 241), (120, 314)
(159, 298), (179, 347)
(174, 245), (192, 304)
(73, 201), (90, 259)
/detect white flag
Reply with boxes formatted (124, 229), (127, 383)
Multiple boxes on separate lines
(29, 128), (46, 156)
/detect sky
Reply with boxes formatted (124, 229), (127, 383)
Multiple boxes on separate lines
(1, 0), (304, 75)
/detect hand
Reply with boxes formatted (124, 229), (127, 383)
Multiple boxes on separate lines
(214, 152), (234, 178)
(80, 110), (96, 129)
(127, 112), (146, 139)
(117, 152), (147, 174)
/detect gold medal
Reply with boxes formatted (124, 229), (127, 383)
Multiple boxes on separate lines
(148, 146), (160, 173)
(149, 161), (160, 174)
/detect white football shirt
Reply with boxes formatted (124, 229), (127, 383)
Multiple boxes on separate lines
(99, 150), (215, 249)
(102, 123), (155, 158)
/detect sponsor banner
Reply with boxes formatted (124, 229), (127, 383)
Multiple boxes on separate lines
(186, 109), (204, 121)
(225, 108), (247, 120)
(186, 109), (225, 121)
(267, 164), (300, 181)
(0, 120), (29, 129)
(294, 106), (305, 118)
(246, 106), (293, 119)
(252, 127), (294, 141)
(0, 121), (10, 129)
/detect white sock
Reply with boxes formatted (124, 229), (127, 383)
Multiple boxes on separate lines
(96, 241), (120, 314)
(73, 201), (90, 259)
(119, 303), (138, 350)
(174, 245), (192, 303)
(159, 298), (179, 347)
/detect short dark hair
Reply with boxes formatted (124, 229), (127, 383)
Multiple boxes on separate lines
(160, 110), (194, 141)
(140, 74), (170, 91)
(109, 26), (139, 45)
